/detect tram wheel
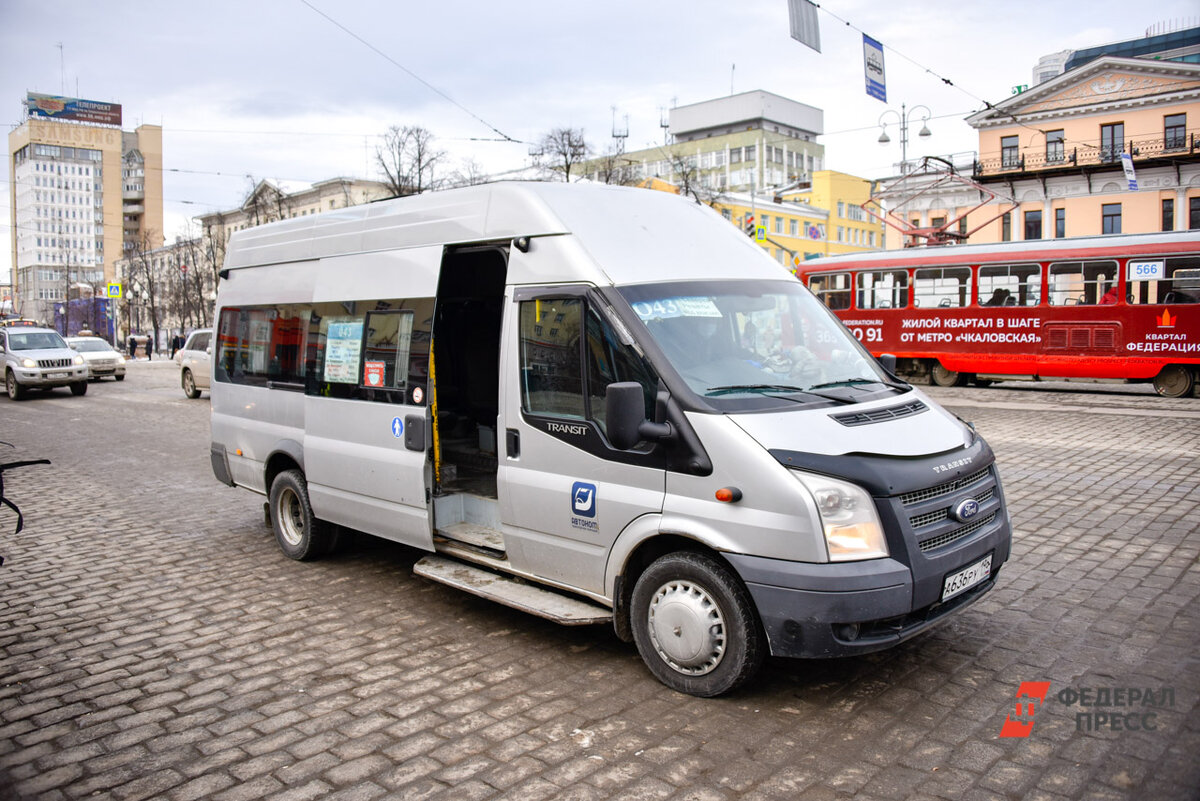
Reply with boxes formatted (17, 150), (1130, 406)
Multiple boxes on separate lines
(930, 363), (965, 387)
(1152, 365), (1195, 398)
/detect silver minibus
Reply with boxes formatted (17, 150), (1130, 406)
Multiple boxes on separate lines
(210, 182), (1011, 696)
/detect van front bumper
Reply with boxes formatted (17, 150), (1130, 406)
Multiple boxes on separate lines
(724, 550), (1000, 659)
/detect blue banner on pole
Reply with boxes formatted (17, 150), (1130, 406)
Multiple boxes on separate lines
(863, 35), (887, 102)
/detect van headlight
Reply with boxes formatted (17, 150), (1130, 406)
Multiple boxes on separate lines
(73, 355), (84, 365)
(21, 358), (36, 368)
(793, 471), (888, 561)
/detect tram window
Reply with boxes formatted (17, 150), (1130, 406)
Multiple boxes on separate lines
(809, 271), (852, 310)
(1129, 256), (1200, 305)
(856, 270), (908, 309)
(1048, 260), (1117, 305)
(913, 267), (971, 309)
(978, 263), (1041, 307)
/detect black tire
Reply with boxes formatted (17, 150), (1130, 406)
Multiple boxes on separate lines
(115, 374), (125, 381)
(182, 369), (201, 399)
(1152, 365), (1194, 398)
(930, 363), (965, 387)
(70, 381), (88, 396)
(6, 370), (26, 401)
(630, 551), (765, 697)
(268, 469), (335, 561)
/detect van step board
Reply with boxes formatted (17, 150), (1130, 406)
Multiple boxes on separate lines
(437, 522), (505, 552)
(413, 556), (612, 626)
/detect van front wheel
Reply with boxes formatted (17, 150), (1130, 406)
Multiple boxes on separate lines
(630, 551), (765, 697)
(269, 469), (334, 561)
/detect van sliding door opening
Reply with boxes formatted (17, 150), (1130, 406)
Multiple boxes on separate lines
(431, 245), (508, 499)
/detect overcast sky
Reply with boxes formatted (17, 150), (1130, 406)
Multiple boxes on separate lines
(3, 0), (1199, 282)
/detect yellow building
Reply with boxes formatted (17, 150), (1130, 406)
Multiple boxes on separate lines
(880, 56), (1200, 248)
(709, 192), (830, 269)
(8, 94), (163, 323)
(784, 170), (884, 255)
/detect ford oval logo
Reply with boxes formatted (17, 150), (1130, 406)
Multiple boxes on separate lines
(953, 498), (980, 523)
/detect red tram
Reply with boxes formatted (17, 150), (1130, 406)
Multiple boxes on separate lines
(796, 231), (1200, 397)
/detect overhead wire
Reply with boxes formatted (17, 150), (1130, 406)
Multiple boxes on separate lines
(298, 0), (524, 145)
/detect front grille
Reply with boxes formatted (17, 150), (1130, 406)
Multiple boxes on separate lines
(909, 487), (995, 529)
(919, 512), (997, 553)
(831, 400), (927, 427)
(37, 358), (72, 369)
(899, 467), (991, 506)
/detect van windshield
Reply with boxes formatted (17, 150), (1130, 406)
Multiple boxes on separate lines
(619, 279), (899, 406)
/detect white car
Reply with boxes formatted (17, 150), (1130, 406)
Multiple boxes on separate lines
(178, 328), (212, 399)
(66, 336), (127, 381)
(2, 324), (89, 400)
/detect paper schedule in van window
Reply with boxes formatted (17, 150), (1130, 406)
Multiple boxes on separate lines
(324, 318), (364, 383)
(630, 297), (722, 320)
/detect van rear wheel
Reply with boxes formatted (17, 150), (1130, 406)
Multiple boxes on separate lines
(269, 469), (335, 561)
(630, 551), (764, 697)
(1152, 365), (1194, 398)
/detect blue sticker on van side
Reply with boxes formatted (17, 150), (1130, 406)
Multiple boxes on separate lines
(391, 417), (404, 438)
(572, 482), (596, 517)
(571, 482), (599, 532)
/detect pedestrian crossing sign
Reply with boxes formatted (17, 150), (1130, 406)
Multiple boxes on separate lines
(107, 283), (122, 298)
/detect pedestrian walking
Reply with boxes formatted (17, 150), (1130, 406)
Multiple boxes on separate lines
(128, 334), (136, 359)
(144, 333), (153, 361)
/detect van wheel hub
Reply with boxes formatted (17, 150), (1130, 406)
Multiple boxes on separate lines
(646, 580), (726, 675)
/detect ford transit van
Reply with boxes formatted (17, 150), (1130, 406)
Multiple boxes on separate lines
(210, 182), (1011, 696)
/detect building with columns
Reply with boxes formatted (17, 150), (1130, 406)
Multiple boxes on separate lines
(882, 56), (1199, 248)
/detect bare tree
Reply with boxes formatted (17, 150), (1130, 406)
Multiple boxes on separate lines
(666, 149), (723, 206)
(534, 128), (590, 182)
(376, 125), (446, 197)
(595, 140), (639, 186)
(448, 157), (490, 188)
(123, 230), (164, 353)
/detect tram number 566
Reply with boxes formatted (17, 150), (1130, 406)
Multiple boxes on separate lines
(850, 327), (882, 343)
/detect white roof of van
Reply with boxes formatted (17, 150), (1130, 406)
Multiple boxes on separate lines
(222, 181), (794, 287)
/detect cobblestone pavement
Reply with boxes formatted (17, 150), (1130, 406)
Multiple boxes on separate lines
(1, 362), (1197, 801)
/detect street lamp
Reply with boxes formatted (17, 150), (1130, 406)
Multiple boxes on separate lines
(877, 103), (932, 174)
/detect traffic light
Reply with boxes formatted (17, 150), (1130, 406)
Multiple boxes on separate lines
(743, 214), (755, 236)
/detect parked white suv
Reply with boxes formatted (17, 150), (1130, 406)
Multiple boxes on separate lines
(2, 323), (89, 400)
(177, 328), (212, 399)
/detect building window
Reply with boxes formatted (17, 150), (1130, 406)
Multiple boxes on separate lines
(1100, 123), (1124, 163)
(1055, 208), (1066, 238)
(1164, 114), (1186, 151)
(1024, 210), (1042, 240)
(1102, 203), (1122, 234)
(1001, 136), (1020, 169)
(837, 201), (845, 217)
(1190, 197), (1200, 230)
(1046, 129), (1065, 163)
(789, 219), (798, 236)
(1162, 198), (1175, 231)
(1001, 212), (1012, 242)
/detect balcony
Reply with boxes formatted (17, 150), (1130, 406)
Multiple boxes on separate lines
(974, 131), (1198, 180)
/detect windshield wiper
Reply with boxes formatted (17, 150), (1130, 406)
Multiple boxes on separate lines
(705, 384), (854, 404)
(808, 377), (909, 391)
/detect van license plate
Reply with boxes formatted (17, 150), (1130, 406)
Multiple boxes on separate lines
(942, 554), (992, 601)
(47, 372), (68, 379)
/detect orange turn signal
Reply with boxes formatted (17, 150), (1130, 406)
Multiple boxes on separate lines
(715, 487), (743, 503)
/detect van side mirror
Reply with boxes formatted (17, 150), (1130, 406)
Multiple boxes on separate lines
(606, 382), (672, 451)
(878, 353), (897, 375)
